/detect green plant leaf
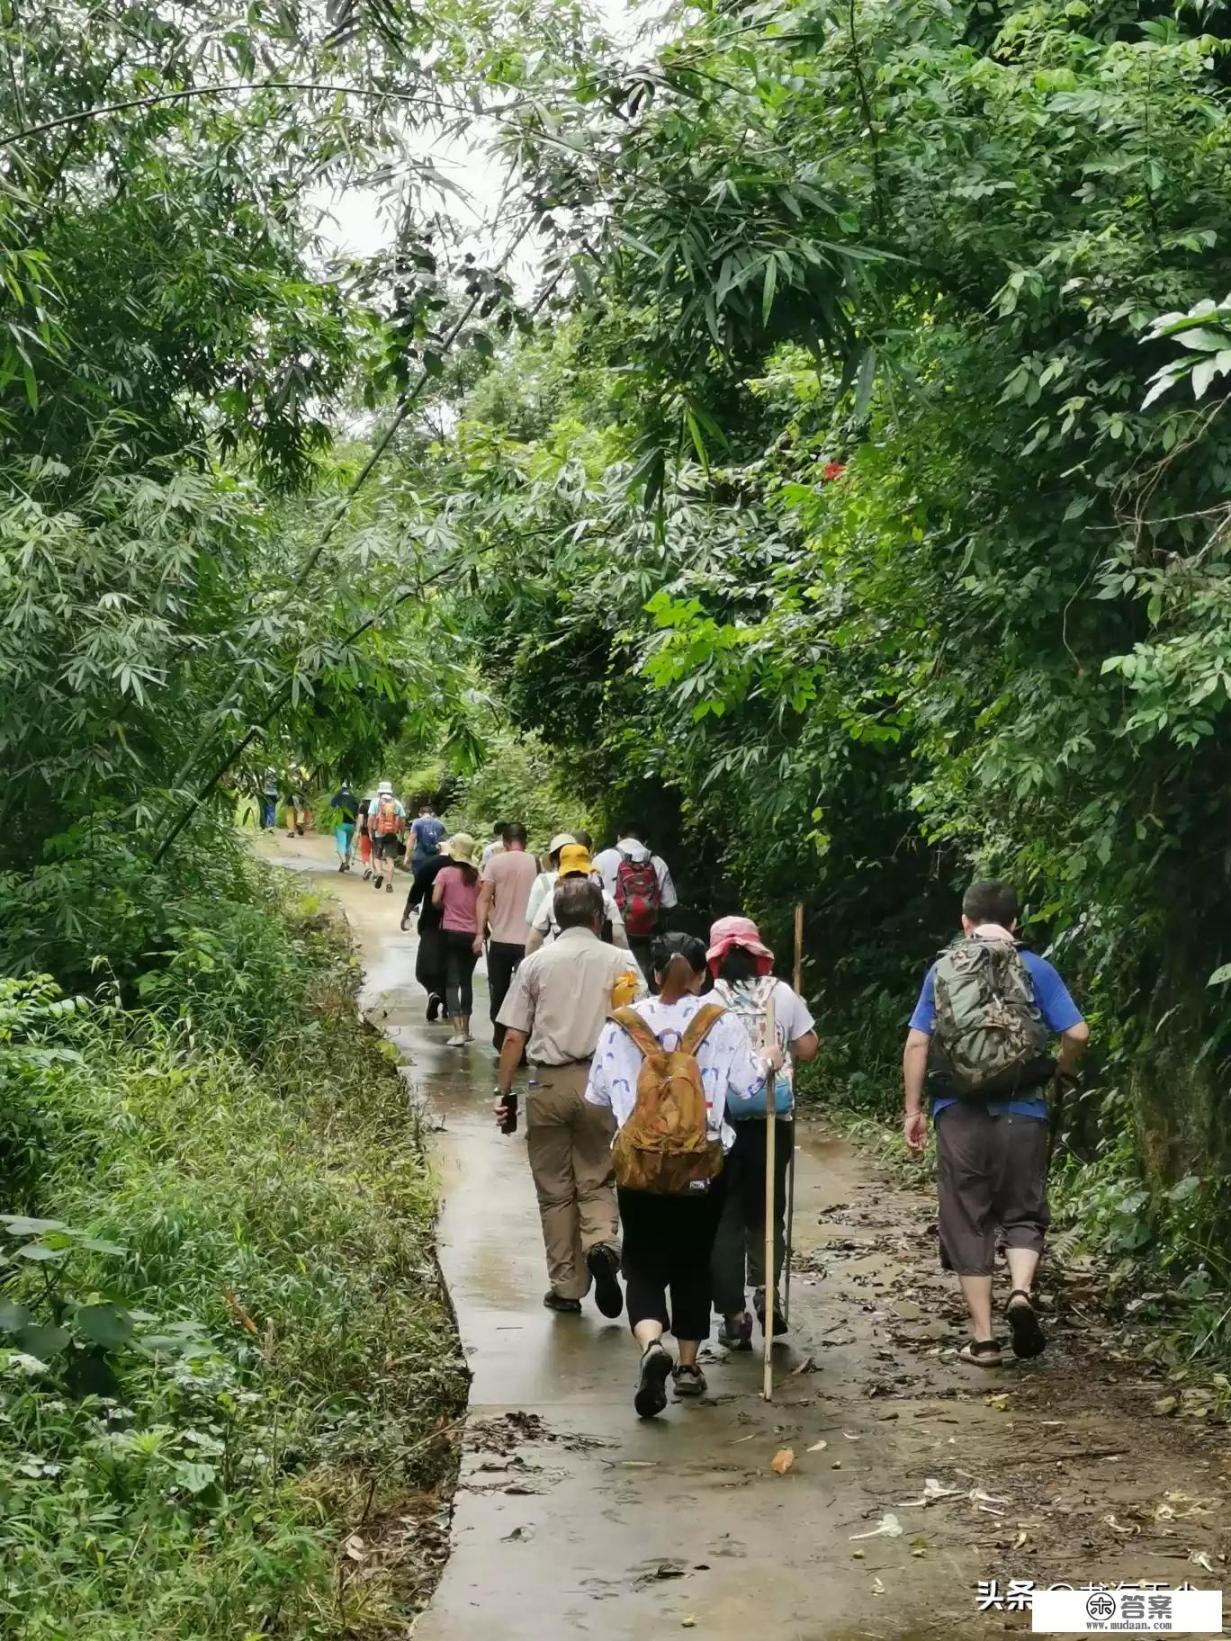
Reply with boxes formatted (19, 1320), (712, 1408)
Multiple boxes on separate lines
(15, 1323), (71, 1361)
(0, 1301), (32, 1333)
(74, 1303), (134, 1349)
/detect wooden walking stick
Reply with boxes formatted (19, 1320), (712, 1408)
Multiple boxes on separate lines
(762, 986), (778, 1401)
(783, 903), (804, 1328)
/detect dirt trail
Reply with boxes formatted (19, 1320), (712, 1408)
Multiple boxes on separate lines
(269, 834), (1230, 1638)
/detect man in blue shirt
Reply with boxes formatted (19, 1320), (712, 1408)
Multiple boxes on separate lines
(406, 803), (448, 872)
(902, 880), (1089, 1367)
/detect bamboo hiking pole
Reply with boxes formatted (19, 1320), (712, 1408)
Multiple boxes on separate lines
(783, 903), (804, 1327)
(762, 987), (778, 1401)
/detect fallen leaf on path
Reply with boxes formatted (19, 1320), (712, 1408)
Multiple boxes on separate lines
(851, 1550), (865, 1559)
(1013, 1531), (1028, 1550)
(342, 1534), (366, 1562)
(850, 1513), (904, 1542)
(681, 1618), (697, 1629)
(843, 1431), (862, 1441)
(771, 1448), (795, 1476)
(730, 1433), (757, 1445)
(1103, 1514), (1139, 1536)
(806, 1439), (828, 1452)
(872, 1577), (886, 1595)
(1153, 1394), (1179, 1416)
(1189, 1550), (1215, 1574)
(985, 1393), (1010, 1410)
(502, 1525), (534, 1543)
(969, 1488), (1009, 1508)
(791, 1356), (817, 1375)
(653, 1563), (685, 1580)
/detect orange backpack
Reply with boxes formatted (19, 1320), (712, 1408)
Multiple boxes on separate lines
(609, 1004), (726, 1196)
(374, 797), (399, 835)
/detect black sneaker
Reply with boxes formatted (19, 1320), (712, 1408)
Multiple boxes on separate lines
(543, 1290), (582, 1315)
(587, 1244), (623, 1319)
(717, 1312), (753, 1351)
(373, 874), (383, 890)
(634, 1342), (672, 1418)
(426, 993), (443, 1023)
(754, 1289), (789, 1338)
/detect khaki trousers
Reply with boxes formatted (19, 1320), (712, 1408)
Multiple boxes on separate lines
(526, 1062), (619, 1300)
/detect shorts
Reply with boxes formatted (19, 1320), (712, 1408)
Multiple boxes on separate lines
(373, 833), (401, 862)
(934, 1102), (1050, 1276)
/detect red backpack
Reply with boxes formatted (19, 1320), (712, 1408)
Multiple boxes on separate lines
(374, 797), (400, 836)
(614, 851), (662, 940)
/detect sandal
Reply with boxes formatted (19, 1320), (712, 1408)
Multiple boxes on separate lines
(959, 1338), (1005, 1368)
(1006, 1289), (1046, 1359)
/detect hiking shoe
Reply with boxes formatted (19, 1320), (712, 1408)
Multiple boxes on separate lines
(672, 1364), (707, 1399)
(426, 993), (443, 1023)
(385, 880), (394, 893)
(754, 1289), (789, 1338)
(586, 1244), (623, 1319)
(543, 1291), (582, 1315)
(717, 1313), (753, 1352)
(634, 1342), (672, 1418)
(446, 1033), (467, 1048)
(363, 867), (372, 881)
(373, 874), (383, 890)
(1006, 1290), (1046, 1359)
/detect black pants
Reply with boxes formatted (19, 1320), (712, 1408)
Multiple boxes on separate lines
(618, 1179), (725, 1341)
(486, 940), (525, 1048)
(710, 1118), (792, 1316)
(443, 930), (479, 1017)
(415, 922), (447, 1004)
(934, 1103), (1050, 1275)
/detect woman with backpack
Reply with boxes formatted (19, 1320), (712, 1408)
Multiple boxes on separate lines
(706, 916), (819, 1350)
(431, 832), (482, 1047)
(585, 932), (781, 1418)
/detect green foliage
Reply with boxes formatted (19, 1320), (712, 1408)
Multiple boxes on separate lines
(0, 887), (464, 1638)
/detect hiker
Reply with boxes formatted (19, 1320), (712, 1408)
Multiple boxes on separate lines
(356, 790), (374, 879)
(260, 768), (278, 831)
(593, 824), (678, 979)
(432, 832), (482, 1046)
(368, 781), (406, 893)
(407, 802), (448, 872)
(706, 916), (819, 1350)
(525, 832), (577, 928)
(586, 932), (780, 1417)
(493, 878), (644, 1317)
(902, 879), (1089, 1367)
(284, 779), (306, 837)
(474, 822), (538, 1050)
(329, 780), (358, 872)
(404, 840), (452, 1021)
(525, 843), (630, 953)
(481, 822), (507, 871)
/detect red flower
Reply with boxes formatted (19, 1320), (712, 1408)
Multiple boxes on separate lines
(822, 461), (846, 482)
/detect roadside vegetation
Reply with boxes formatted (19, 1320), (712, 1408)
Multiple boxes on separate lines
(0, 868), (465, 1639)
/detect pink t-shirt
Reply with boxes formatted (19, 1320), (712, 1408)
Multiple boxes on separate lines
(436, 866), (481, 933)
(482, 847), (539, 944)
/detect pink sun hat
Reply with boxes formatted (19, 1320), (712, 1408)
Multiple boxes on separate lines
(706, 915), (774, 976)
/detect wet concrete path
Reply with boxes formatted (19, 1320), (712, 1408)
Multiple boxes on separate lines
(268, 835), (1230, 1640)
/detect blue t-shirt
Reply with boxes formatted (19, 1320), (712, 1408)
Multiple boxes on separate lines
(410, 816), (447, 857)
(910, 947), (1083, 1121)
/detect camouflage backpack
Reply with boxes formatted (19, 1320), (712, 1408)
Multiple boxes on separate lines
(927, 937), (1056, 1100)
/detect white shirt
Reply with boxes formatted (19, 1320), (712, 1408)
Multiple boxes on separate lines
(525, 869), (556, 929)
(585, 994), (765, 1152)
(481, 839), (505, 869)
(592, 840), (678, 910)
(531, 884), (629, 950)
(713, 978), (815, 1097)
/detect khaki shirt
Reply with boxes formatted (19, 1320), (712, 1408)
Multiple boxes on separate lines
(496, 927), (646, 1065)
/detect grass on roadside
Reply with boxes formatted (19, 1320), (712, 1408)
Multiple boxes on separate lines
(0, 879), (466, 1640)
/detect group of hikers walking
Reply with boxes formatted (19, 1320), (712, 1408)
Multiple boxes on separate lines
(296, 785), (1091, 1414)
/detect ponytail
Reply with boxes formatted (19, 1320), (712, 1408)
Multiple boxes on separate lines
(652, 932), (708, 1002)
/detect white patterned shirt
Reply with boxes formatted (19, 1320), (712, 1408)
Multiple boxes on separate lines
(585, 994), (765, 1152)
